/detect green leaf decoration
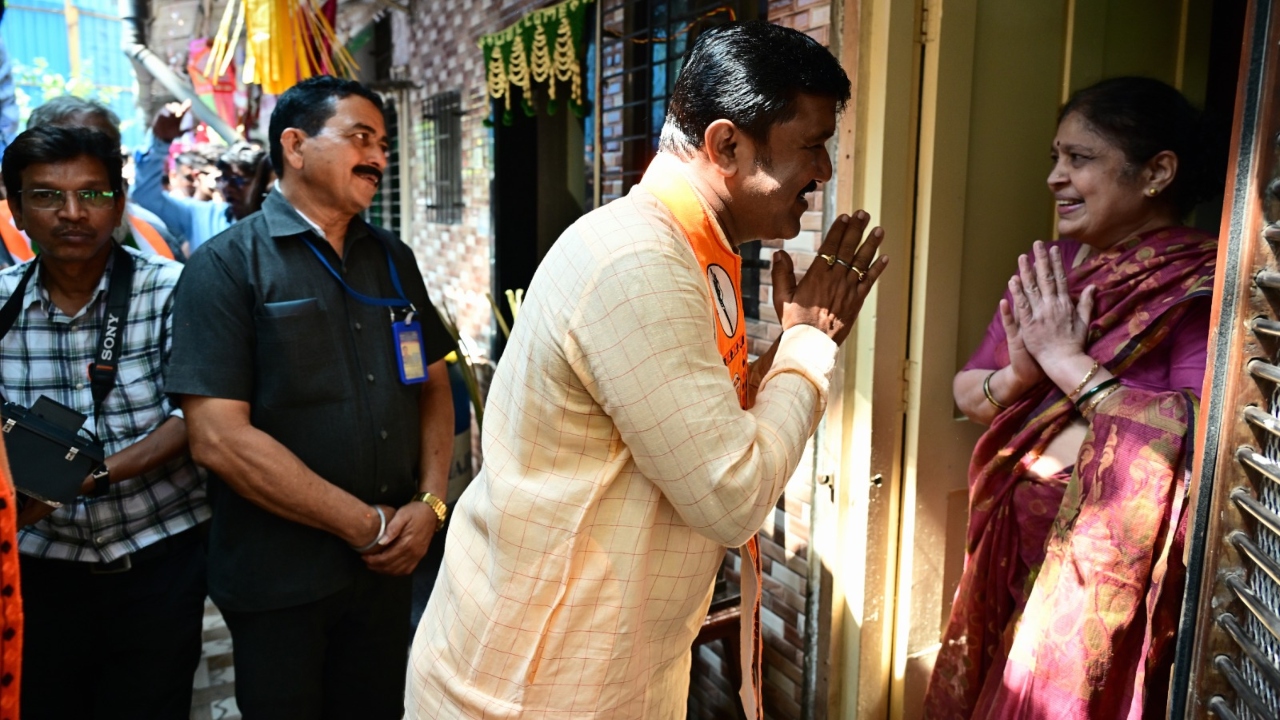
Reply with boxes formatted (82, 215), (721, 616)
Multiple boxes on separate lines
(477, 0), (595, 126)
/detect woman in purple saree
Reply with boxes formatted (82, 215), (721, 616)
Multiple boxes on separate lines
(924, 78), (1225, 719)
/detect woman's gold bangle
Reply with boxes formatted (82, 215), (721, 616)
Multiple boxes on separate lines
(1080, 385), (1122, 417)
(983, 371), (1009, 410)
(1068, 360), (1100, 400)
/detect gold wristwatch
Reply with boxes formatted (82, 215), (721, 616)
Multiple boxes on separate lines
(413, 492), (448, 531)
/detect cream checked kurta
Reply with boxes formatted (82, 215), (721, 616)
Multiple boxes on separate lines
(406, 167), (839, 720)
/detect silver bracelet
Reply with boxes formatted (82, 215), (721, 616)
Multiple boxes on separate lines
(351, 505), (386, 553)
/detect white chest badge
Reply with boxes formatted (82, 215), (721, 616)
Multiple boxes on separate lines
(706, 264), (738, 338)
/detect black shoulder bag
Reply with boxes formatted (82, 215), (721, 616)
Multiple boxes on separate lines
(0, 245), (133, 506)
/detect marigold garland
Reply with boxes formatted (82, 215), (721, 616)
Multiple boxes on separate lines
(477, 0), (595, 126)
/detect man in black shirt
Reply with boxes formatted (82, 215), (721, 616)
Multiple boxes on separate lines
(166, 76), (455, 718)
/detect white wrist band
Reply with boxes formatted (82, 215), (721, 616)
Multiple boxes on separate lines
(351, 505), (386, 553)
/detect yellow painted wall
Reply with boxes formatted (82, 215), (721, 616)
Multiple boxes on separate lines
(953, 0), (1070, 386)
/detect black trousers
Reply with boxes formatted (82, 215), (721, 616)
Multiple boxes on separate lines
(19, 527), (208, 720)
(221, 569), (411, 720)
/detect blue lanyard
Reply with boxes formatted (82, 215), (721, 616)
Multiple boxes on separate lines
(302, 234), (414, 310)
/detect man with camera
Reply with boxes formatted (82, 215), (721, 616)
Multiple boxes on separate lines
(0, 125), (207, 719)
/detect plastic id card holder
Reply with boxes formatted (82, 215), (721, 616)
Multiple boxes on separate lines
(393, 319), (428, 384)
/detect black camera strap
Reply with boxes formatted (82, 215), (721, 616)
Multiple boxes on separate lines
(0, 244), (134, 421)
(87, 245), (134, 419)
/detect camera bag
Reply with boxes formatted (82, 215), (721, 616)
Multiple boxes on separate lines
(0, 245), (133, 505)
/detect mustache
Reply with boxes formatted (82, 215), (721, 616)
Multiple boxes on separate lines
(354, 165), (384, 185)
(53, 223), (97, 236)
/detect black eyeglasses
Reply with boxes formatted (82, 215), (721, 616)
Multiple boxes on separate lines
(20, 189), (119, 210)
(216, 174), (249, 189)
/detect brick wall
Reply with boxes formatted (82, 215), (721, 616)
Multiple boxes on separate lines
(399, 0), (549, 355)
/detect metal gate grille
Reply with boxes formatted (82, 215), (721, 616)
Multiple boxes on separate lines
(421, 90), (464, 225)
(595, 0), (754, 202)
(363, 97), (401, 235)
(1217, 390), (1280, 718)
(1177, 0), (1280, 716)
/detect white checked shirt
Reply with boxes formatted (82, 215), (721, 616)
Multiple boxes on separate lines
(0, 247), (207, 562)
(406, 177), (837, 719)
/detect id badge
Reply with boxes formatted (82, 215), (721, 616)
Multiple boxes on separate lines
(393, 319), (428, 384)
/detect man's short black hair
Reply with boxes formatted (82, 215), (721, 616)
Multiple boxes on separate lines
(27, 95), (122, 144)
(659, 21), (851, 154)
(217, 141), (267, 176)
(268, 75), (385, 176)
(173, 151), (208, 170)
(2, 126), (124, 210)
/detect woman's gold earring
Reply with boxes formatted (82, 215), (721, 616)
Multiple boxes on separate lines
(1147, 187), (1159, 197)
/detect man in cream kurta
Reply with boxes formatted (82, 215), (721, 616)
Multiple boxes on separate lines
(407, 21), (886, 719)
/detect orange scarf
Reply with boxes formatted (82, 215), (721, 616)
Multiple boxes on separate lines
(640, 154), (763, 719)
(0, 204), (33, 264)
(127, 216), (175, 260)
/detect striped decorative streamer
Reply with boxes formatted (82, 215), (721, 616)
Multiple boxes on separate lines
(205, 0), (358, 96)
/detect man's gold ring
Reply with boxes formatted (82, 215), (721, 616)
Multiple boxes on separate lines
(820, 253), (868, 280)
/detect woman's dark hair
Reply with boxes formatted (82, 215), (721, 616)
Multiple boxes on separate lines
(1060, 76), (1226, 215)
(2, 126), (123, 209)
(659, 21), (851, 154)
(268, 75), (385, 176)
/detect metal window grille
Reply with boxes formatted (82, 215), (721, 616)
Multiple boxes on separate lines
(597, 0), (750, 201)
(421, 90), (464, 225)
(363, 97), (401, 235)
(596, 0), (762, 316)
(741, 240), (762, 319)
